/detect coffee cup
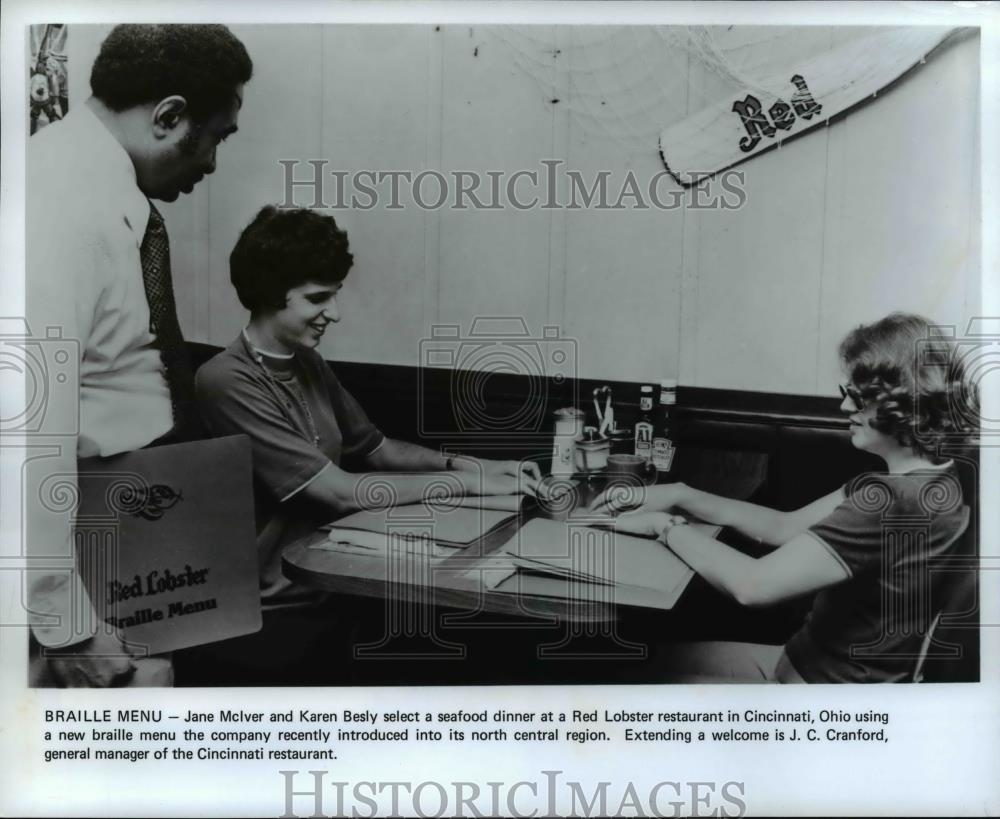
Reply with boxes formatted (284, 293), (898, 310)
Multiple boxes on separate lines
(605, 453), (657, 485)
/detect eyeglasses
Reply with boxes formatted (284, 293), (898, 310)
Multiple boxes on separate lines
(838, 383), (866, 411)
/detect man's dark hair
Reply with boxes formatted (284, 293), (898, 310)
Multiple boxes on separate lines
(230, 207), (354, 313)
(90, 24), (252, 119)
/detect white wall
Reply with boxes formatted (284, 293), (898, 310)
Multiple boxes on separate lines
(64, 24), (980, 396)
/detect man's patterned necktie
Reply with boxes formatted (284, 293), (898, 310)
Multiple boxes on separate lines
(140, 203), (201, 440)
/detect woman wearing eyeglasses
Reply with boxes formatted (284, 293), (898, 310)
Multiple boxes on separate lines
(590, 313), (976, 683)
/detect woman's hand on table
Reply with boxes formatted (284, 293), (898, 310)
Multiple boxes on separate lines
(483, 458), (542, 484)
(589, 481), (689, 515)
(456, 464), (539, 497)
(611, 511), (687, 539)
(452, 456), (541, 482)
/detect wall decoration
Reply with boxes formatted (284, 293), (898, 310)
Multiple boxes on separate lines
(29, 23), (68, 135)
(660, 26), (959, 186)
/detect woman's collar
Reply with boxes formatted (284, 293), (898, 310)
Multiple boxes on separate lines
(241, 326), (294, 361)
(896, 459), (954, 475)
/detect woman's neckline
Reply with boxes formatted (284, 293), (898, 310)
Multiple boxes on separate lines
(242, 327), (295, 359)
(242, 327), (298, 380)
(891, 459), (954, 475)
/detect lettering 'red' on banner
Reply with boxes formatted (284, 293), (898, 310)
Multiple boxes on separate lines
(659, 26), (960, 187)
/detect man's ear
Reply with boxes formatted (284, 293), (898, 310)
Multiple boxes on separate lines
(151, 96), (188, 138)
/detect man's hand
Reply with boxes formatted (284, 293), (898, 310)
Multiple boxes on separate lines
(589, 481), (689, 516)
(46, 630), (136, 687)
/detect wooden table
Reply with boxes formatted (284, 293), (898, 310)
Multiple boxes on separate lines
(280, 448), (769, 684)
(282, 448), (768, 623)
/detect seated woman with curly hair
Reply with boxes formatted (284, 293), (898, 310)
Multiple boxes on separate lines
(591, 313), (976, 683)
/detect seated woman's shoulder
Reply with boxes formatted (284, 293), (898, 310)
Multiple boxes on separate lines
(845, 466), (964, 517)
(194, 347), (255, 395)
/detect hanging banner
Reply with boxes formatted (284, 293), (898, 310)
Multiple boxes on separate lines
(660, 26), (959, 187)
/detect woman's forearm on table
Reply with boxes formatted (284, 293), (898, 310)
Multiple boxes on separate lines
(662, 523), (849, 607)
(366, 437), (449, 472)
(300, 466), (466, 515)
(673, 485), (790, 546)
(660, 524), (764, 605)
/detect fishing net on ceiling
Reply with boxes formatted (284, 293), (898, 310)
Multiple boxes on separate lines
(485, 25), (878, 153)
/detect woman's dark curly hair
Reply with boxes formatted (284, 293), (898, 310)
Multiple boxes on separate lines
(230, 206), (354, 312)
(840, 312), (978, 460)
(91, 25), (252, 120)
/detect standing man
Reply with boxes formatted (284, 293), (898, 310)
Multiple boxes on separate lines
(25, 25), (253, 686)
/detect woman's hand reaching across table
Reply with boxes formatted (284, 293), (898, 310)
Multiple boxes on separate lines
(610, 511), (688, 539)
(589, 482), (690, 516)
